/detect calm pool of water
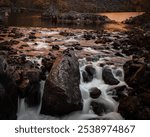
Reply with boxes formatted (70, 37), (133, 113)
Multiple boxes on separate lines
(99, 12), (144, 22)
(4, 12), (144, 30)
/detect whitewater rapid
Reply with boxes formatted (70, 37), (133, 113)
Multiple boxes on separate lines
(17, 56), (127, 120)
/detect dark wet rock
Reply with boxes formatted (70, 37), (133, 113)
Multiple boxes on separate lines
(86, 56), (93, 62)
(110, 85), (128, 101)
(42, 56), (55, 72)
(34, 43), (38, 45)
(17, 78), (30, 98)
(122, 47), (142, 56)
(90, 87), (101, 99)
(91, 101), (106, 116)
(0, 41), (10, 50)
(123, 60), (146, 88)
(136, 107), (150, 120)
(29, 34), (36, 39)
(82, 65), (96, 83)
(23, 69), (40, 84)
(40, 66), (47, 81)
(25, 82), (41, 107)
(99, 63), (106, 67)
(8, 33), (15, 37)
(83, 33), (96, 40)
(59, 31), (75, 36)
(102, 68), (119, 85)
(0, 57), (18, 120)
(0, 56), (8, 74)
(21, 44), (30, 47)
(9, 40), (20, 45)
(85, 65), (96, 76)
(139, 93), (150, 107)
(86, 55), (100, 62)
(17, 69), (41, 107)
(20, 54), (26, 63)
(112, 41), (121, 50)
(41, 49), (82, 116)
(14, 32), (24, 39)
(0, 37), (4, 41)
(95, 38), (107, 44)
(23, 38), (29, 42)
(118, 96), (141, 120)
(115, 69), (123, 77)
(74, 44), (83, 50)
(115, 52), (124, 57)
(52, 45), (60, 50)
(0, 51), (8, 56)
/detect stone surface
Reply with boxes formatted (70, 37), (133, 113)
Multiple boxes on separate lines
(40, 49), (82, 116)
(102, 68), (119, 85)
(89, 87), (101, 99)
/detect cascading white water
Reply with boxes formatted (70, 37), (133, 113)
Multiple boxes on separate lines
(17, 81), (46, 120)
(78, 57), (126, 120)
(17, 57), (125, 120)
(16, 29), (129, 120)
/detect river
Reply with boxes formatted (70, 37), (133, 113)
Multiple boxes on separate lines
(5, 12), (144, 29)
(0, 11), (146, 120)
(99, 12), (144, 22)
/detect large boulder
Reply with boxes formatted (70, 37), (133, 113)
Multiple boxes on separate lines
(118, 96), (141, 120)
(40, 49), (83, 116)
(123, 59), (150, 89)
(0, 56), (18, 120)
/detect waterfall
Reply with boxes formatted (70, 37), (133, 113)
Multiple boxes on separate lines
(17, 81), (45, 120)
(17, 57), (125, 120)
(79, 57), (126, 119)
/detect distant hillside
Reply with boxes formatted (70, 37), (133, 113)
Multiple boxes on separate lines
(0, 0), (140, 12)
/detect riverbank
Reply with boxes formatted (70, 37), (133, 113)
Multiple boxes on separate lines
(124, 13), (150, 30)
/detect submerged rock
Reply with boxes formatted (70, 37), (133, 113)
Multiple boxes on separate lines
(91, 101), (107, 116)
(41, 49), (82, 116)
(52, 45), (60, 50)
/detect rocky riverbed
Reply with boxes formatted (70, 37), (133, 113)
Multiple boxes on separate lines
(0, 23), (150, 120)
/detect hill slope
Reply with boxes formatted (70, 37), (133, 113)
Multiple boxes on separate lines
(0, 0), (138, 12)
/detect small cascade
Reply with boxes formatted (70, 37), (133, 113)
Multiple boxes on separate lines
(79, 57), (126, 119)
(17, 98), (26, 117)
(17, 56), (126, 120)
(17, 81), (46, 120)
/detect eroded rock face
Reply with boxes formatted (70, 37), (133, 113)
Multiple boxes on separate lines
(118, 96), (141, 120)
(41, 49), (82, 116)
(0, 56), (18, 120)
(123, 59), (150, 90)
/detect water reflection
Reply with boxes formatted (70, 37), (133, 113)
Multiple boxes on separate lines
(5, 12), (143, 30)
(6, 12), (107, 30)
(99, 12), (144, 22)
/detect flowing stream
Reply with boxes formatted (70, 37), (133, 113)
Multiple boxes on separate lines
(17, 51), (128, 120)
